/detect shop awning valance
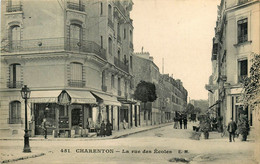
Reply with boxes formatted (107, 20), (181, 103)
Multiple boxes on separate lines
(29, 90), (62, 103)
(65, 90), (96, 104)
(91, 92), (121, 106)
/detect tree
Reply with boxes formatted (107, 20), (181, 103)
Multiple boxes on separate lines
(185, 103), (195, 114)
(134, 81), (157, 124)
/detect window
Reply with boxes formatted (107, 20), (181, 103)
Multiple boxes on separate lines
(9, 101), (21, 124)
(117, 23), (120, 36)
(237, 18), (248, 43)
(108, 4), (112, 20)
(124, 55), (127, 64)
(125, 81), (127, 93)
(9, 25), (21, 50)
(100, 2), (103, 15)
(67, 0), (85, 12)
(100, 36), (103, 48)
(6, 0), (22, 12)
(124, 28), (126, 39)
(69, 24), (82, 50)
(238, 59), (248, 83)
(111, 75), (114, 88)
(130, 56), (133, 69)
(108, 37), (112, 55)
(117, 50), (120, 59)
(9, 64), (22, 88)
(130, 30), (132, 42)
(102, 71), (106, 87)
(118, 78), (121, 91)
(69, 62), (84, 87)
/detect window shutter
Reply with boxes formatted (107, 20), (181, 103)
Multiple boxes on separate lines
(82, 65), (86, 83)
(67, 64), (71, 85)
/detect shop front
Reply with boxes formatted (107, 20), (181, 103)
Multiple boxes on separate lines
(29, 90), (97, 137)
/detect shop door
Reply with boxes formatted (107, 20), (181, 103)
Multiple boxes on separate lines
(71, 108), (83, 127)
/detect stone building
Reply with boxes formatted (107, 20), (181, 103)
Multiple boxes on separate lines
(0, 0), (140, 138)
(206, 0), (259, 130)
(132, 52), (161, 126)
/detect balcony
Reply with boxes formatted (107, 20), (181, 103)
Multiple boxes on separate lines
(114, 1), (127, 17)
(6, 5), (22, 12)
(114, 57), (129, 73)
(108, 18), (114, 29)
(118, 90), (122, 96)
(102, 85), (107, 92)
(8, 118), (22, 124)
(238, 0), (252, 5)
(238, 75), (247, 83)
(68, 80), (85, 87)
(67, 2), (85, 12)
(7, 81), (23, 88)
(3, 38), (106, 60)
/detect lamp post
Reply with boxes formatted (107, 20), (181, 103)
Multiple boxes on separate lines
(20, 85), (31, 153)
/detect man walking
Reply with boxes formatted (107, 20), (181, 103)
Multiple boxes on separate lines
(183, 117), (188, 129)
(227, 118), (237, 142)
(41, 118), (47, 139)
(179, 117), (183, 129)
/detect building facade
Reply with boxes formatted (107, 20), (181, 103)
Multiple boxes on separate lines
(0, 0), (140, 137)
(206, 0), (259, 130)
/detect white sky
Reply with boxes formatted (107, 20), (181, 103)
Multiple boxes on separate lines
(131, 0), (220, 100)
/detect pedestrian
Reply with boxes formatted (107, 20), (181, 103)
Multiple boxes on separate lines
(123, 119), (127, 129)
(173, 117), (178, 129)
(106, 120), (112, 136)
(183, 117), (187, 129)
(227, 118), (237, 142)
(100, 121), (106, 137)
(41, 118), (47, 139)
(179, 117), (183, 129)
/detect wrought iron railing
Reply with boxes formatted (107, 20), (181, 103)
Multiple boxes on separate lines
(7, 81), (23, 88)
(8, 118), (22, 124)
(238, 0), (252, 4)
(114, 57), (129, 73)
(67, 2), (85, 12)
(5, 38), (106, 60)
(114, 1), (126, 17)
(108, 18), (114, 29)
(238, 35), (248, 43)
(6, 5), (22, 12)
(68, 80), (85, 87)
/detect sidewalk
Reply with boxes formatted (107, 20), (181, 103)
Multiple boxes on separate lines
(0, 122), (172, 163)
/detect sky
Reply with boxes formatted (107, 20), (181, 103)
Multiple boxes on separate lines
(131, 0), (220, 101)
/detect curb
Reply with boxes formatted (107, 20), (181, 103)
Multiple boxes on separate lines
(1, 153), (45, 164)
(0, 123), (173, 141)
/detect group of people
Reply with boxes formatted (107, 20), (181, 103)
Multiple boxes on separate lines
(173, 116), (188, 129)
(99, 120), (113, 137)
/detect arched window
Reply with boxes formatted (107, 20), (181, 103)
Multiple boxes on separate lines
(69, 24), (82, 50)
(108, 4), (112, 20)
(69, 62), (84, 87)
(9, 101), (21, 124)
(9, 25), (21, 50)
(9, 63), (22, 88)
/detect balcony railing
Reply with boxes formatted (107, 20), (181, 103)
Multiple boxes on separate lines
(7, 81), (23, 88)
(67, 2), (85, 12)
(114, 57), (129, 73)
(6, 5), (22, 12)
(114, 1), (127, 17)
(4, 38), (106, 60)
(102, 85), (107, 92)
(108, 18), (114, 29)
(68, 80), (85, 87)
(8, 118), (22, 124)
(238, 35), (248, 44)
(238, 0), (252, 5)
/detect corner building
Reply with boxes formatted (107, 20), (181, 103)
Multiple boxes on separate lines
(0, 0), (140, 137)
(206, 0), (259, 131)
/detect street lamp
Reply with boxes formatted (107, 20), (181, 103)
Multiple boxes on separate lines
(20, 85), (31, 153)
